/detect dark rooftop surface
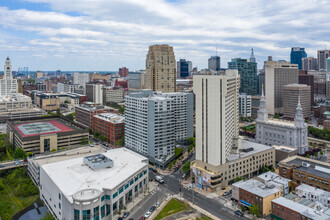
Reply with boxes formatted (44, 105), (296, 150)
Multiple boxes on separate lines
(288, 158), (330, 180)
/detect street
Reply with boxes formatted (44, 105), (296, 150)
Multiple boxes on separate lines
(127, 164), (246, 220)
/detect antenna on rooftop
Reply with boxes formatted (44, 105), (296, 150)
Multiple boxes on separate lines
(216, 43), (218, 56)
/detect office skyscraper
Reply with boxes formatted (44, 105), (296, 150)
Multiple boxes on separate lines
(0, 57), (18, 97)
(208, 56), (221, 71)
(318, 50), (330, 71)
(119, 67), (129, 77)
(265, 60), (298, 115)
(302, 57), (318, 71)
(228, 56), (258, 95)
(193, 70), (240, 166)
(290, 47), (307, 70)
(177, 59), (190, 78)
(145, 44), (176, 93)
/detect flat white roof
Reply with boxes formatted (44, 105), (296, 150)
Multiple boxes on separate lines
(41, 148), (148, 203)
(94, 113), (124, 124)
(258, 171), (291, 185)
(296, 184), (330, 198)
(233, 179), (279, 198)
(272, 197), (330, 220)
(227, 140), (273, 161)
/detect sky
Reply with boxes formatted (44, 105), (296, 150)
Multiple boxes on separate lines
(0, 0), (329, 71)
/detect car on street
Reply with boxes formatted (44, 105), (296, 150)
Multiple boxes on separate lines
(155, 202), (160, 208)
(149, 206), (155, 212)
(234, 210), (244, 217)
(155, 176), (164, 184)
(123, 212), (130, 218)
(144, 211), (151, 218)
(15, 160), (20, 165)
(223, 191), (231, 196)
(139, 216), (144, 220)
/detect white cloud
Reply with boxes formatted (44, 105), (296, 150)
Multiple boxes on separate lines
(0, 0), (329, 70)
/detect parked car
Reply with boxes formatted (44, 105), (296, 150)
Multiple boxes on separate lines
(149, 206), (155, 212)
(155, 176), (164, 184)
(234, 210), (244, 217)
(139, 216), (145, 220)
(144, 211), (151, 218)
(123, 212), (130, 218)
(155, 202), (160, 208)
(223, 191), (230, 196)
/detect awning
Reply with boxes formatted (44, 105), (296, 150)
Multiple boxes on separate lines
(240, 200), (251, 207)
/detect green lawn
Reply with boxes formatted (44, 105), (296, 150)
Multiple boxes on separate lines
(0, 168), (39, 220)
(196, 216), (213, 220)
(154, 198), (190, 220)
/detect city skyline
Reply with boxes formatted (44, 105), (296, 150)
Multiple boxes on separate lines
(0, 0), (330, 71)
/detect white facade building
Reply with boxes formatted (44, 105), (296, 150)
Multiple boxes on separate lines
(74, 72), (90, 87)
(32, 147), (148, 220)
(57, 83), (80, 93)
(239, 93), (252, 117)
(125, 90), (193, 167)
(295, 184), (330, 207)
(86, 84), (103, 105)
(193, 70), (240, 166)
(0, 57), (18, 97)
(256, 88), (308, 154)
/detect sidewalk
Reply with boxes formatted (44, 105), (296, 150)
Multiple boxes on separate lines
(112, 181), (158, 219)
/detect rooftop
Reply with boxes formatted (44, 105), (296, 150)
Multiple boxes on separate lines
(233, 179), (279, 198)
(93, 113), (124, 124)
(227, 139), (273, 162)
(296, 184), (330, 198)
(41, 148), (148, 203)
(77, 102), (114, 111)
(272, 197), (330, 220)
(12, 118), (79, 137)
(257, 171), (291, 186)
(273, 145), (297, 152)
(286, 157), (330, 180)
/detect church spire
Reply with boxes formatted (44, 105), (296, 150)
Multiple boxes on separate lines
(294, 95), (304, 127)
(257, 84), (268, 121)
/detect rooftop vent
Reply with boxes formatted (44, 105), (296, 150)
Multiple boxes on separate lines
(241, 147), (254, 153)
(83, 154), (113, 170)
(302, 162), (310, 167)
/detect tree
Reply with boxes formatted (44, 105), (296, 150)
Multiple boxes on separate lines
(168, 162), (173, 170)
(289, 181), (293, 192)
(241, 205), (245, 212)
(81, 137), (89, 145)
(249, 203), (260, 217)
(175, 147), (183, 158)
(306, 154), (310, 158)
(182, 161), (190, 174)
(64, 100), (70, 104)
(234, 176), (243, 182)
(314, 152), (318, 157)
(88, 127), (93, 134)
(13, 147), (26, 159)
(320, 151), (324, 155)
(94, 131), (100, 138)
(186, 137), (195, 147)
(119, 106), (125, 114)
(51, 148), (57, 152)
(99, 135), (107, 142)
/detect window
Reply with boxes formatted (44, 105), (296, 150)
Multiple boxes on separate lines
(113, 202), (117, 211)
(119, 187), (123, 194)
(135, 185), (138, 192)
(101, 196), (105, 201)
(125, 184), (129, 189)
(139, 182), (142, 188)
(105, 195), (110, 200)
(101, 205), (105, 218)
(106, 204), (110, 216)
(59, 202), (61, 209)
(113, 192), (118, 199)
(93, 206), (99, 220)
(59, 193), (61, 200)
(74, 209), (80, 220)
(82, 210), (90, 220)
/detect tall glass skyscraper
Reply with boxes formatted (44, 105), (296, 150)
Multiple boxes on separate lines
(228, 51), (258, 95)
(177, 59), (190, 78)
(290, 47), (307, 70)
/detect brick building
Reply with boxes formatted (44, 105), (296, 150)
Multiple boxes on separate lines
(75, 102), (118, 128)
(91, 113), (124, 145)
(278, 156), (330, 191)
